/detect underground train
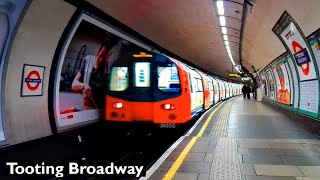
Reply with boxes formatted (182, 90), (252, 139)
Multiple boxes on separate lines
(105, 51), (242, 126)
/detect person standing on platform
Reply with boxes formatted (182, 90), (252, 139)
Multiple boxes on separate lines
(242, 84), (248, 99)
(247, 85), (251, 99)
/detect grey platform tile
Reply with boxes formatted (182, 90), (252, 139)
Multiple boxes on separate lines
(245, 138), (276, 143)
(245, 175), (296, 180)
(194, 140), (210, 147)
(302, 144), (320, 150)
(239, 142), (271, 149)
(190, 144), (216, 153)
(178, 161), (211, 174)
(241, 134), (276, 139)
(249, 155), (284, 165)
(185, 153), (205, 162)
(240, 163), (256, 175)
(228, 132), (241, 138)
(302, 139), (320, 144)
(204, 153), (214, 162)
(209, 139), (218, 146)
(297, 166), (320, 177)
(295, 177), (320, 180)
(254, 164), (304, 176)
(237, 138), (247, 143)
(284, 149), (320, 157)
(229, 124), (240, 129)
(173, 173), (198, 180)
(281, 156), (320, 166)
(238, 147), (250, 155)
(271, 143), (304, 149)
(196, 137), (211, 144)
(198, 173), (209, 180)
(240, 155), (253, 164)
(249, 148), (286, 156)
(273, 139), (305, 144)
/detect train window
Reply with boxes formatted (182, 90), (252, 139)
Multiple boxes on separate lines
(157, 63), (180, 92)
(109, 67), (129, 91)
(134, 62), (150, 87)
(209, 82), (213, 91)
(197, 79), (203, 92)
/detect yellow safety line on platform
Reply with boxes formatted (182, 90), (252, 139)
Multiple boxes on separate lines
(162, 102), (225, 180)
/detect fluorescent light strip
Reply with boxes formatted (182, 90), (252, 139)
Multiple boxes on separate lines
(219, 16), (226, 26)
(221, 27), (227, 34)
(216, 1), (236, 68)
(223, 35), (228, 41)
(217, 1), (224, 15)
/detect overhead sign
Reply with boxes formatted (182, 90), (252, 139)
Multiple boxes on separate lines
(21, 64), (45, 96)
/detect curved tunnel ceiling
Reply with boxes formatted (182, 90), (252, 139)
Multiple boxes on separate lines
(242, 0), (320, 75)
(86, 0), (320, 80)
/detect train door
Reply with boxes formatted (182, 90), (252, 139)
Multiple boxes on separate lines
(206, 76), (214, 106)
(217, 80), (224, 100)
(225, 82), (230, 99)
(212, 78), (220, 103)
(185, 67), (204, 117)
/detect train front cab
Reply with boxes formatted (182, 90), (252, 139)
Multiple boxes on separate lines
(106, 51), (192, 125)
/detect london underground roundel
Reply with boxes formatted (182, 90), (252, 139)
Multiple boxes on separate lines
(22, 64), (45, 96)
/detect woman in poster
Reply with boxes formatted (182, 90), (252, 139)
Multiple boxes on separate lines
(276, 66), (290, 104)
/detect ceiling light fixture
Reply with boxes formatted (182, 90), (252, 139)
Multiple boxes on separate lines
(223, 34), (228, 41)
(221, 27), (227, 34)
(219, 16), (226, 26)
(216, 0), (237, 67)
(217, 1), (224, 15)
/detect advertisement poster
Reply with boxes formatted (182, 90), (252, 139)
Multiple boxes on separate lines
(273, 64), (291, 105)
(308, 31), (320, 77)
(55, 13), (150, 129)
(266, 70), (275, 100)
(260, 72), (267, 97)
(0, 0), (29, 141)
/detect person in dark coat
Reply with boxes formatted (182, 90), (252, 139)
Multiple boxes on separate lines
(242, 84), (248, 99)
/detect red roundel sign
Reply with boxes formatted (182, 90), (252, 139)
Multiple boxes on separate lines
(25, 70), (41, 91)
(22, 65), (44, 96)
(292, 41), (310, 76)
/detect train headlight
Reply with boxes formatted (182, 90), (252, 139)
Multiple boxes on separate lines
(161, 104), (175, 110)
(113, 102), (123, 109)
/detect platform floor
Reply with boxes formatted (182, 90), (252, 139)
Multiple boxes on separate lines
(147, 97), (320, 180)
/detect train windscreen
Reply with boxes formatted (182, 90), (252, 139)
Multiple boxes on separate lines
(109, 67), (129, 91)
(157, 63), (180, 93)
